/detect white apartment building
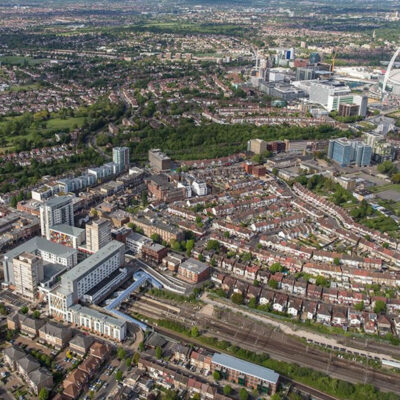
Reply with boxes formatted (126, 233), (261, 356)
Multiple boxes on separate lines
(192, 180), (208, 196)
(3, 237), (77, 287)
(13, 252), (44, 300)
(40, 196), (74, 240)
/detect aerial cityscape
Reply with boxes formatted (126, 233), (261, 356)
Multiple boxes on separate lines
(2, 0), (400, 399)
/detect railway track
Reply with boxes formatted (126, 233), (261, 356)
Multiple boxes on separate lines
(129, 298), (400, 394)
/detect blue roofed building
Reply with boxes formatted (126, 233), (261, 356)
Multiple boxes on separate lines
(211, 353), (279, 394)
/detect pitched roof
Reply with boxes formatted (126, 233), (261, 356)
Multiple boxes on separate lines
(17, 355), (40, 374)
(69, 334), (94, 350)
(4, 345), (25, 361)
(39, 321), (72, 340)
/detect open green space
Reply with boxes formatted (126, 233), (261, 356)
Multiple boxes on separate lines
(0, 114), (85, 153)
(0, 56), (47, 66)
(370, 184), (400, 193)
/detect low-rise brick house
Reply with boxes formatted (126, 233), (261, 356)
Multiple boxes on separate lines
(16, 355), (40, 380)
(302, 301), (318, 321)
(211, 353), (279, 394)
(287, 298), (303, 317)
(141, 243), (169, 265)
(234, 280), (248, 296)
(89, 341), (112, 360)
(190, 351), (212, 371)
(322, 288), (338, 304)
(63, 383), (80, 400)
(28, 367), (53, 395)
(78, 356), (101, 379)
(7, 312), (45, 337)
(3, 345), (25, 370)
(332, 307), (348, 327)
(307, 284), (322, 300)
(316, 304), (332, 324)
(377, 315), (392, 335)
(259, 289), (275, 305)
(39, 321), (73, 349)
(273, 294), (288, 313)
(293, 279), (307, 296)
(69, 334), (94, 356)
(63, 368), (89, 392)
(178, 258), (210, 283)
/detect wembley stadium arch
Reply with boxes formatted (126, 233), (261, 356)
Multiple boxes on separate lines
(382, 47), (400, 99)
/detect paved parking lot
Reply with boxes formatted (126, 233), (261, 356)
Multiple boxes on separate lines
(0, 291), (28, 308)
(15, 335), (53, 357)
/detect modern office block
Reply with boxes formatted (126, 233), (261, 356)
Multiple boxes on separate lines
(148, 149), (172, 171)
(328, 138), (372, 167)
(113, 147), (130, 172)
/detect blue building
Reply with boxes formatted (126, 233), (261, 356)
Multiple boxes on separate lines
(328, 138), (372, 167)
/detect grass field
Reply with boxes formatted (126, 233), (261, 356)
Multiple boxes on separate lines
(45, 117), (85, 131)
(0, 56), (47, 66)
(370, 183), (400, 193)
(7, 83), (40, 93)
(0, 115), (85, 152)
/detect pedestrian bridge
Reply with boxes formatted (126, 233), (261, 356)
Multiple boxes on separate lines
(104, 269), (163, 331)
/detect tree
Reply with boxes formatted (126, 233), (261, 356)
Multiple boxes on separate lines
(132, 352), (140, 365)
(316, 275), (330, 288)
(206, 240), (220, 252)
(213, 370), (221, 381)
(20, 305), (28, 314)
(115, 369), (123, 382)
(38, 388), (49, 400)
(392, 173), (400, 184)
(231, 293), (244, 305)
(377, 160), (396, 176)
(10, 196), (17, 208)
(223, 385), (232, 396)
(126, 357), (132, 368)
(374, 300), (386, 314)
(155, 346), (163, 359)
(117, 347), (126, 360)
(138, 341), (145, 352)
(355, 301), (365, 311)
(0, 303), (8, 315)
(239, 388), (249, 400)
(333, 257), (340, 265)
(269, 262), (283, 273)
(186, 239), (195, 256)
(191, 326), (200, 337)
(248, 297), (257, 308)
(268, 279), (279, 289)
(151, 233), (161, 244)
(191, 394), (201, 400)
(32, 310), (40, 319)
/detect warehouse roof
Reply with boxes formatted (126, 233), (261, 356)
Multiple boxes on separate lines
(211, 353), (279, 384)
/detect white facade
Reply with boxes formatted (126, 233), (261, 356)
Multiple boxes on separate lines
(40, 196), (74, 240)
(192, 181), (208, 196)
